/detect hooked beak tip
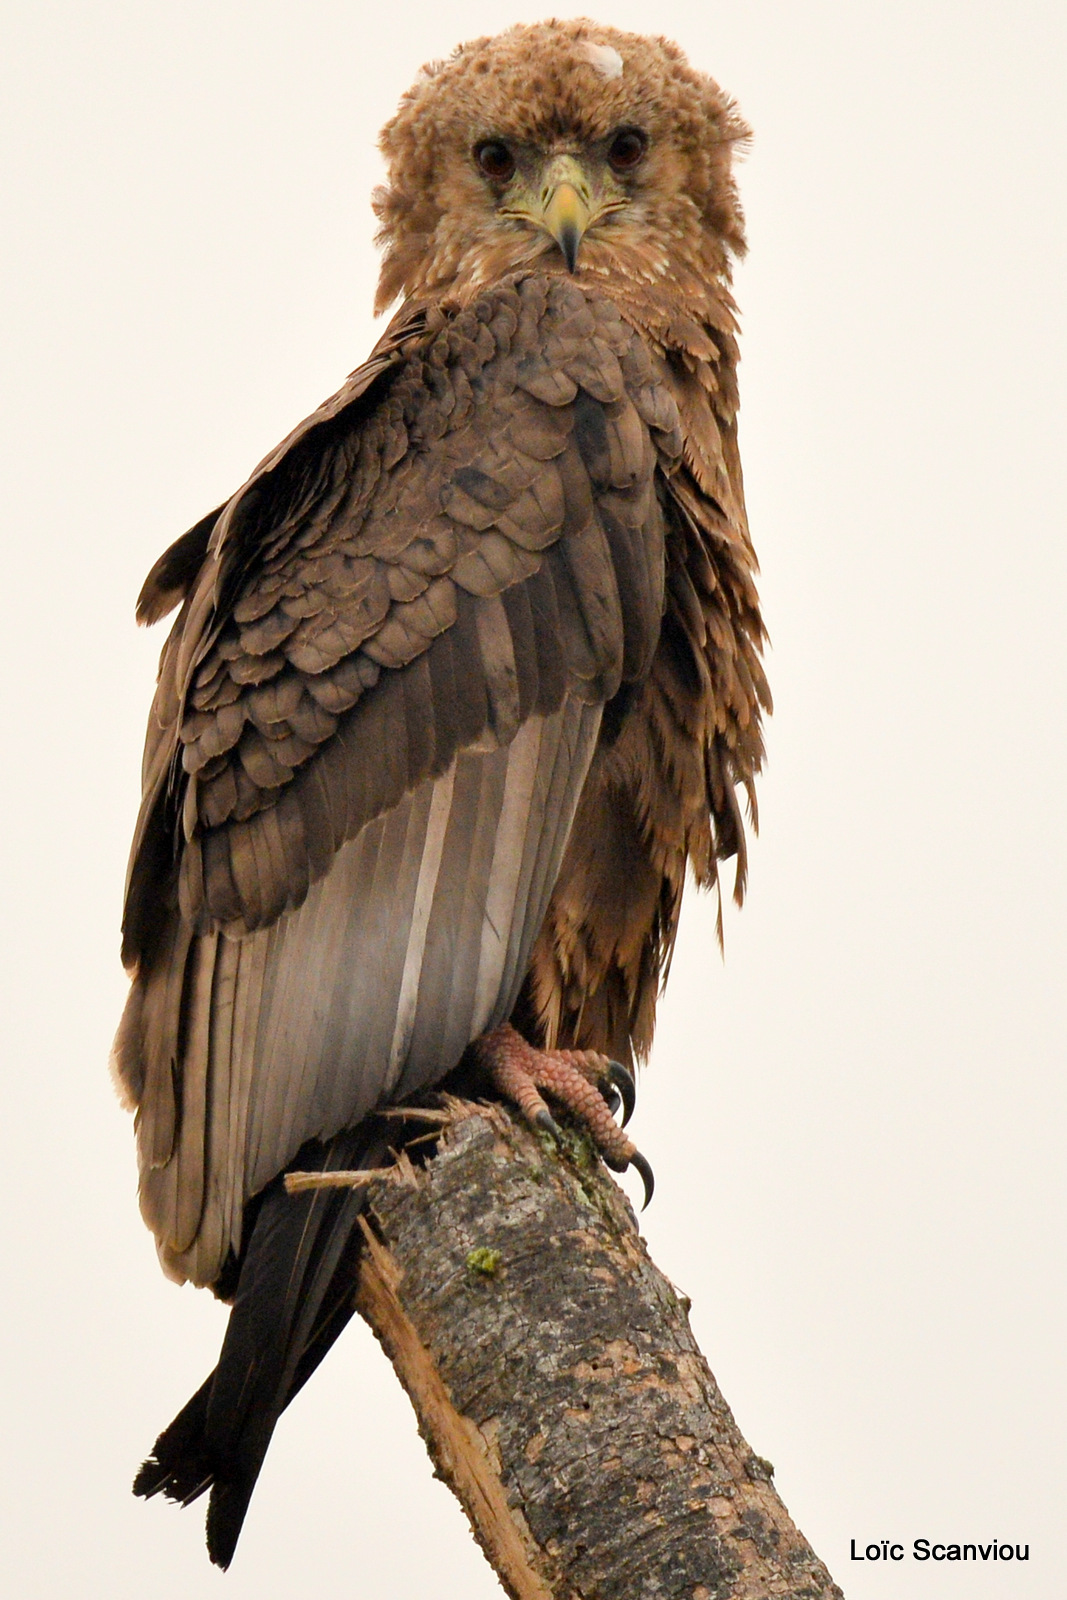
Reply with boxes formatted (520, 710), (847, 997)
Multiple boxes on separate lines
(541, 179), (590, 274)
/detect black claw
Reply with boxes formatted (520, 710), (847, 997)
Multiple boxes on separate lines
(600, 1084), (622, 1117)
(607, 1061), (636, 1127)
(630, 1150), (655, 1210)
(534, 1108), (562, 1141)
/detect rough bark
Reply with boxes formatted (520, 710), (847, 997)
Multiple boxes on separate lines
(321, 1103), (843, 1600)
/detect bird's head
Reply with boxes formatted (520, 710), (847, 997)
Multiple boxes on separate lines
(373, 21), (749, 314)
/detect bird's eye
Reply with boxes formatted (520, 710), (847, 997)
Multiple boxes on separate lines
(475, 140), (515, 182)
(607, 128), (647, 173)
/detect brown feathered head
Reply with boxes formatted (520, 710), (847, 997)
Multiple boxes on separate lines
(373, 19), (750, 313)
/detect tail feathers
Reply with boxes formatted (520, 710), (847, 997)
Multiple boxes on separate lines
(134, 1123), (389, 1569)
(133, 1373), (214, 1505)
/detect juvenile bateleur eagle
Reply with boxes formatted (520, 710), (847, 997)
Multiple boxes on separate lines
(115, 20), (769, 1568)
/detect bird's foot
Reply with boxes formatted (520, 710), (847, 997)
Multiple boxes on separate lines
(473, 1023), (654, 1208)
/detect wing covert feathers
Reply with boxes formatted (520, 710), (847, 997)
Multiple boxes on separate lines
(121, 277), (676, 961)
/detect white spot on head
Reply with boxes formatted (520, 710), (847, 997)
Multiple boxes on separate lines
(576, 42), (623, 80)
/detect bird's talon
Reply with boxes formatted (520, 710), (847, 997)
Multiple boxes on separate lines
(478, 1025), (650, 1202)
(600, 1083), (622, 1117)
(535, 1108), (562, 1140)
(630, 1150), (655, 1210)
(607, 1061), (636, 1126)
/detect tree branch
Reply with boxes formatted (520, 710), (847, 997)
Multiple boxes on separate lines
(302, 1104), (843, 1599)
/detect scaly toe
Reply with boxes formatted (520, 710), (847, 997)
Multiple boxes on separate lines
(474, 1024), (652, 1203)
(555, 1049), (637, 1127)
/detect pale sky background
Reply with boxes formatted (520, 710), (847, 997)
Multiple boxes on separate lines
(2, 2), (1064, 1596)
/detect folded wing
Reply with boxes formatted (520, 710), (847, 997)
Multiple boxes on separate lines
(114, 275), (682, 1286)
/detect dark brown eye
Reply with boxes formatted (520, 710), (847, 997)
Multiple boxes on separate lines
(607, 127), (647, 173)
(475, 140), (515, 182)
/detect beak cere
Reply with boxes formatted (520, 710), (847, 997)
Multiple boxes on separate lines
(540, 181), (592, 273)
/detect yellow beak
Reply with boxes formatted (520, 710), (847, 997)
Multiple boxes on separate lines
(534, 157), (594, 272)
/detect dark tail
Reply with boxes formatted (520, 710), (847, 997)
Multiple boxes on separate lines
(134, 1123), (389, 1569)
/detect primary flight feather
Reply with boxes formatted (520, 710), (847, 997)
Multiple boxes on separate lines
(116, 19), (769, 1567)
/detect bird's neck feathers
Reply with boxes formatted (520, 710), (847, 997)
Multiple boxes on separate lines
(375, 207), (741, 389)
